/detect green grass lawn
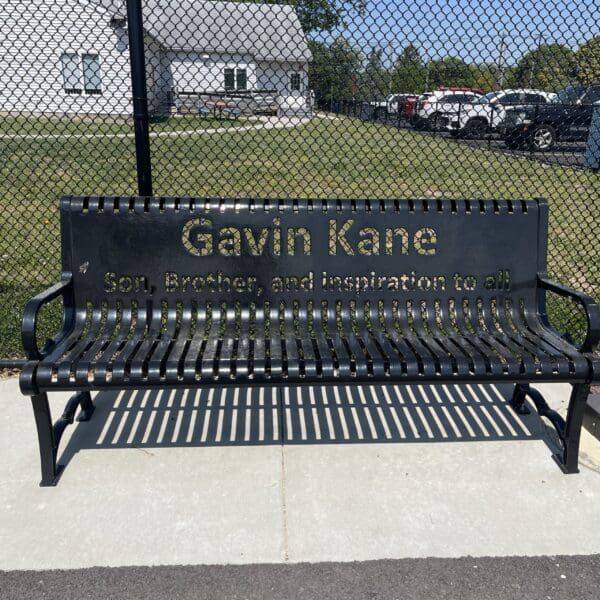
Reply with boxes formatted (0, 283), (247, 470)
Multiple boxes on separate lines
(0, 113), (252, 136)
(0, 115), (598, 357)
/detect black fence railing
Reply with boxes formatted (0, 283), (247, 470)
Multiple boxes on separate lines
(0, 0), (598, 364)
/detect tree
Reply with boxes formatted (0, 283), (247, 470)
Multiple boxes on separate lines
(427, 57), (477, 89)
(360, 47), (389, 99)
(262, 0), (366, 33)
(509, 44), (577, 91)
(469, 63), (505, 92)
(390, 44), (427, 93)
(576, 36), (600, 85)
(307, 37), (363, 102)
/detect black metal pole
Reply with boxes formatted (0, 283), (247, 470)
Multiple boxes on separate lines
(126, 0), (153, 196)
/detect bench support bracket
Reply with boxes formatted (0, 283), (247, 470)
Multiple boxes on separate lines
(511, 383), (590, 474)
(30, 391), (95, 486)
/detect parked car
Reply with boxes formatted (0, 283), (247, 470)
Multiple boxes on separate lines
(435, 89), (555, 138)
(412, 89), (484, 130)
(369, 94), (416, 116)
(502, 84), (600, 151)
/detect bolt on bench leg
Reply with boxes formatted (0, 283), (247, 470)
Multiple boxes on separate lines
(511, 382), (590, 474)
(30, 391), (96, 486)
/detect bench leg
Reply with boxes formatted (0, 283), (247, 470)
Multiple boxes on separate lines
(31, 393), (60, 486)
(511, 382), (590, 474)
(558, 383), (590, 474)
(30, 391), (96, 486)
(510, 384), (532, 415)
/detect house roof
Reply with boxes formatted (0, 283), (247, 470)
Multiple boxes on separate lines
(95, 0), (311, 62)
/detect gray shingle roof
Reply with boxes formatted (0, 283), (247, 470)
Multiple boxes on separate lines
(96, 0), (311, 62)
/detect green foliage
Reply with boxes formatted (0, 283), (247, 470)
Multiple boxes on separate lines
(427, 57), (478, 89)
(508, 44), (577, 91)
(469, 63), (506, 93)
(262, 0), (366, 33)
(359, 47), (390, 99)
(307, 37), (363, 102)
(391, 44), (427, 93)
(575, 36), (600, 85)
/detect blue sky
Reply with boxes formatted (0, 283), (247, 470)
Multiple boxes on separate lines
(311, 0), (599, 65)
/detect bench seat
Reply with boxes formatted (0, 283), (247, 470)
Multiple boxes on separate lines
(30, 297), (590, 390)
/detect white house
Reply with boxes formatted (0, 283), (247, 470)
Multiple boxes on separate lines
(0, 0), (313, 116)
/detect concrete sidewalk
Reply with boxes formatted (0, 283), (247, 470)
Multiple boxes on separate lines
(1, 377), (599, 570)
(0, 115), (311, 141)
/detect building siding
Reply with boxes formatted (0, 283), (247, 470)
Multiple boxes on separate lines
(0, 0), (133, 115)
(168, 52), (257, 94)
(256, 61), (308, 93)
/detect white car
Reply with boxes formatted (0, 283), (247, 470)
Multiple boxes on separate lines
(413, 90), (483, 130)
(369, 94), (405, 115)
(436, 89), (556, 137)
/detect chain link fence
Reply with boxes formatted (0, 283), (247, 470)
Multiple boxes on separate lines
(0, 0), (598, 363)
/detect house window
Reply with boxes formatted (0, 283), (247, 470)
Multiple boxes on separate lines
(60, 52), (102, 95)
(224, 67), (247, 91)
(82, 54), (102, 94)
(236, 68), (247, 91)
(290, 73), (301, 92)
(224, 68), (235, 90)
(61, 53), (82, 94)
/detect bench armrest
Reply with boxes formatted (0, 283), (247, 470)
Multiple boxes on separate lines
(538, 275), (600, 353)
(22, 278), (73, 360)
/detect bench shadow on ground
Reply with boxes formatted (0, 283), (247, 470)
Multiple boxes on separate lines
(58, 383), (563, 469)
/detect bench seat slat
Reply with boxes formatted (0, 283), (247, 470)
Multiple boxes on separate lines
(92, 305), (135, 385)
(452, 305), (503, 376)
(438, 302), (487, 375)
(56, 303), (106, 384)
(410, 305), (455, 376)
(165, 305), (193, 382)
(296, 316), (318, 378)
(74, 305), (121, 385)
(311, 312), (335, 378)
(109, 307), (149, 383)
(128, 308), (164, 381)
(493, 303), (550, 375)
(522, 316), (586, 374)
(370, 328), (404, 377)
(329, 332), (353, 379)
(146, 304), (180, 383)
(218, 308), (238, 379)
(383, 321), (421, 377)
(504, 302), (579, 374)
(355, 303), (387, 378)
(234, 309), (252, 379)
(201, 333), (221, 380)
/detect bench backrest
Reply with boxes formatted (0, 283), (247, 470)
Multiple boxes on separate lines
(60, 197), (547, 311)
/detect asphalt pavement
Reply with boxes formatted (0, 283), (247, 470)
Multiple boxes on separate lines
(2, 555), (600, 600)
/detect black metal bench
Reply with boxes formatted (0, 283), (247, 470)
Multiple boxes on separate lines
(20, 196), (599, 485)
